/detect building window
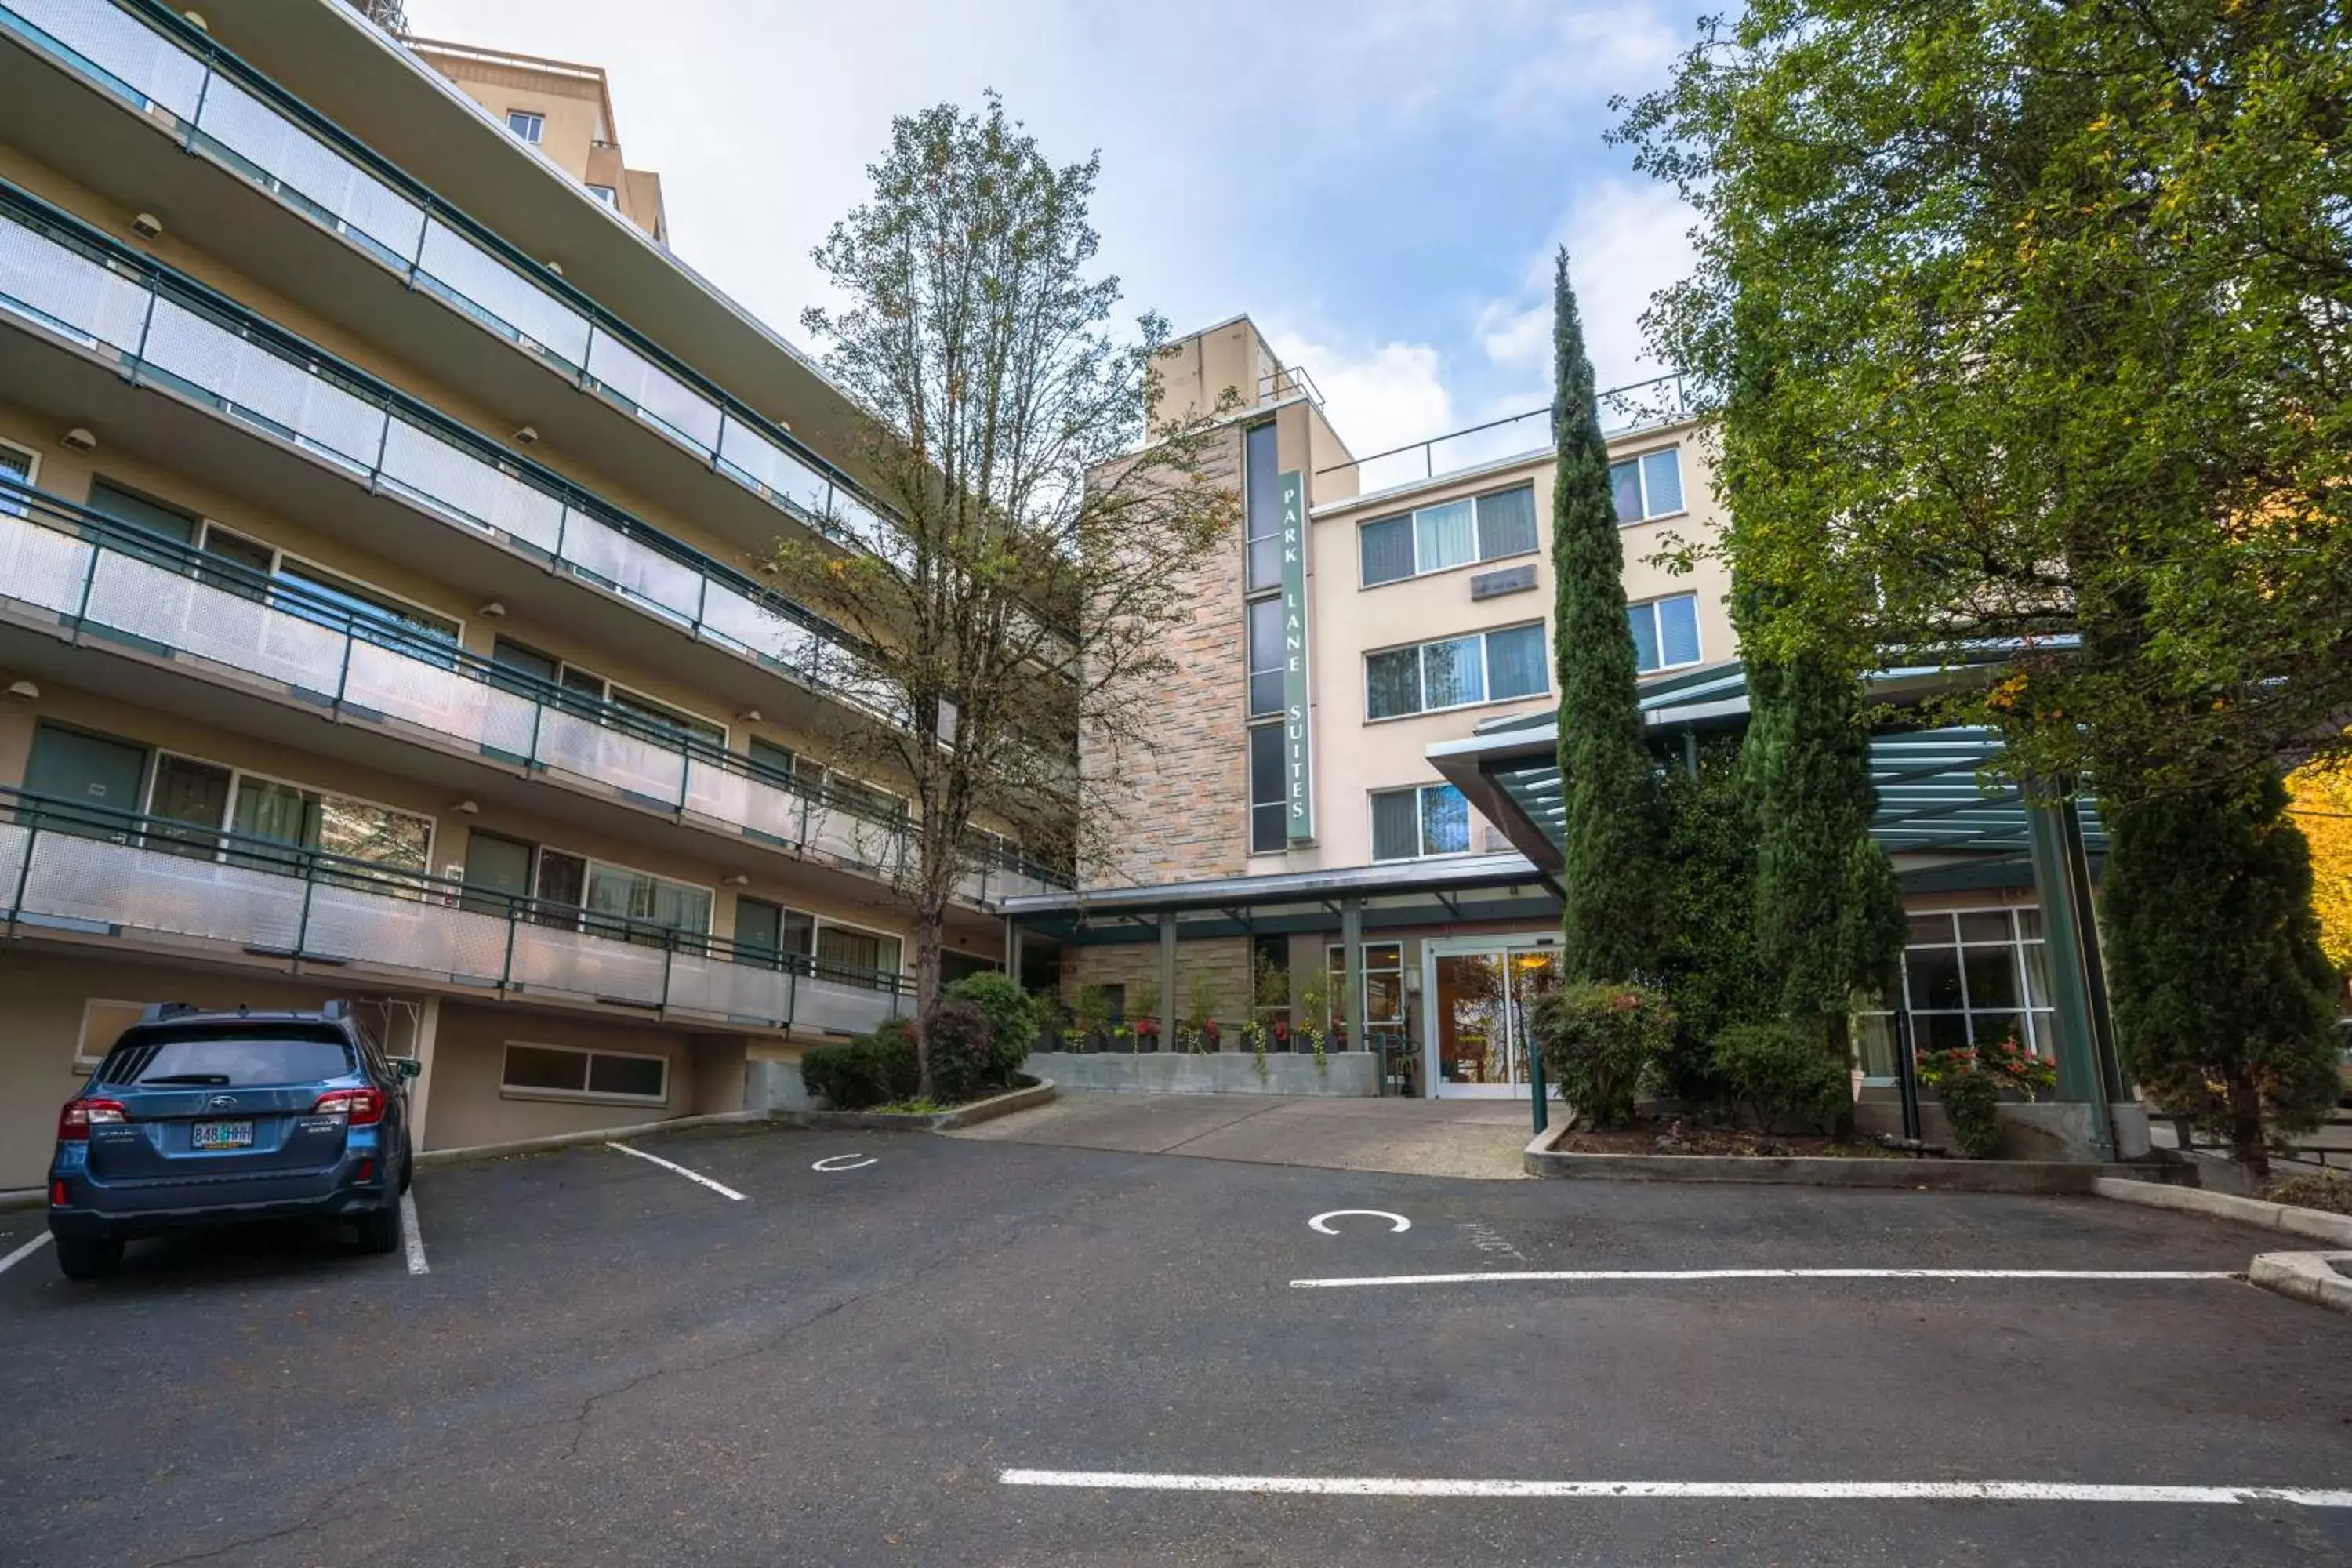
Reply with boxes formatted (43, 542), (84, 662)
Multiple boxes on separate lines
(586, 183), (618, 206)
(74, 999), (151, 1072)
(1370, 783), (1471, 861)
(501, 1041), (668, 1103)
(1243, 421), (1281, 593)
(1246, 597), (1284, 718)
(1248, 722), (1285, 854)
(1900, 908), (2056, 1055)
(506, 111), (545, 143)
(1359, 483), (1537, 588)
(1627, 593), (1702, 674)
(1364, 622), (1548, 720)
(142, 751), (434, 877)
(489, 638), (724, 743)
(814, 923), (904, 989)
(0, 437), (36, 516)
(1610, 446), (1685, 524)
(1326, 941), (1406, 1027)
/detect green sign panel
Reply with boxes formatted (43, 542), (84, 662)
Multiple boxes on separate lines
(1279, 470), (1313, 843)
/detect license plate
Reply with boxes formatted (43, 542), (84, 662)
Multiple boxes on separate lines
(191, 1120), (253, 1151)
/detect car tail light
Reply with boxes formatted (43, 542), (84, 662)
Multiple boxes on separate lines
(313, 1087), (384, 1126)
(49, 1180), (67, 1207)
(57, 1098), (128, 1141)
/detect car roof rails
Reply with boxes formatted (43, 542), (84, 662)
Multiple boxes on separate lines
(139, 1001), (204, 1022)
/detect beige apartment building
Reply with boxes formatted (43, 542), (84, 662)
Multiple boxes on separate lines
(0, 0), (1048, 1188)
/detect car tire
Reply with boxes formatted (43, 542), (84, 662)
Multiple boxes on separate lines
(397, 1136), (413, 1196)
(354, 1204), (401, 1256)
(54, 1235), (124, 1280)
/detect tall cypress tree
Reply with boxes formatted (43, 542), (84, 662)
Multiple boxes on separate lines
(1552, 252), (1668, 983)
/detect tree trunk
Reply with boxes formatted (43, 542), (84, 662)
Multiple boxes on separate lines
(913, 899), (945, 1102)
(2222, 1059), (2270, 1184)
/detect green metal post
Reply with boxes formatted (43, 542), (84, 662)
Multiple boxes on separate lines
(2024, 780), (2114, 1161)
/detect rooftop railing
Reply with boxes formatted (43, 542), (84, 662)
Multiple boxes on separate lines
(1, 0), (903, 561)
(1317, 372), (1695, 499)
(0, 786), (912, 1036)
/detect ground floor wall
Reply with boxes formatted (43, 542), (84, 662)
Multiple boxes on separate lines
(420, 1002), (747, 1152)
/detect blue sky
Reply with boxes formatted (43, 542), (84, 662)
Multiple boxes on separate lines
(405, 0), (1705, 463)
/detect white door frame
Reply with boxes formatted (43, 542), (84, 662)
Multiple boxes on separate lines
(1420, 931), (1561, 1099)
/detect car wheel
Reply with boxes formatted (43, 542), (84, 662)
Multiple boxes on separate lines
(354, 1205), (401, 1256)
(54, 1235), (124, 1280)
(397, 1136), (413, 1196)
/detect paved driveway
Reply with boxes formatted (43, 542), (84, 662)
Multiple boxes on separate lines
(951, 1091), (1541, 1178)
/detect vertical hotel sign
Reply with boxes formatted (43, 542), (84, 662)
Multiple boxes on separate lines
(1278, 470), (1314, 842)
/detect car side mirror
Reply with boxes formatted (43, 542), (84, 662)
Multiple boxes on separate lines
(391, 1057), (423, 1081)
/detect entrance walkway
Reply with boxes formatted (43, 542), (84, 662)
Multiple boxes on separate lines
(948, 1092), (1537, 1180)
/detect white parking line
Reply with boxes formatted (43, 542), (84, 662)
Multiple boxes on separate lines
(607, 1141), (746, 1201)
(1289, 1268), (2240, 1290)
(997, 1470), (2352, 1507)
(0, 1232), (53, 1277)
(399, 1192), (428, 1276)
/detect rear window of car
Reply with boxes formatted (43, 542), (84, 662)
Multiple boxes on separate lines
(98, 1029), (356, 1087)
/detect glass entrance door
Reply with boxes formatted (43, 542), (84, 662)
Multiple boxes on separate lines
(1424, 936), (1563, 1098)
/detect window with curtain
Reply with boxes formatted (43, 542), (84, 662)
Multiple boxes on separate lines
(1370, 783), (1473, 860)
(1419, 634), (1484, 710)
(146, 754), (430, 877)
(1247, 596), (1284, 717)
(585, 863), (711, 942)
(1628, 593), (1703, 674)
(147, 754), (232, 859)
(1609, 445), (1685, 524)
(816, 924), (902, 988)
(1358, 514), (1415, 587)
(1359, 483), (1537, 587)
(1364, 623), (1548, 718)
(277, 561), (459, 642)
(1475, 486), (1537, 559)
(1414, 499), (1477, 574)
(1483, 624), (1547, 700)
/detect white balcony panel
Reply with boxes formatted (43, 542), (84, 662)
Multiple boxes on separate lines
(416, 217), (590, 367)
(559, 510), (702, 623)
(85, 552), (343, 695)
(8, 0), (206, 118)
(716, 416), (830, 519)
(378, 417), (564, 554)
(534, 708), (685, 804)
(508, 920), (667, 1005)
(699, 582), (818, 670)
(0, 821), (25, 908)
(794, 975), (900, 1038)
(343, 640), (539, 757)
(663, 953), (793, 1023)
(0, 511), (94, 615)
(683, 760), (804, 844)
(0, 219), (150, 350)
(20, 833), (304, 949)
(194, 76), (426, 262)
(804, 805), (897, 873)
(144, 299), (387, 470)
(954, 868), (988, 907)
(585, 329), (723, 454)
(302, 882), (510, 982)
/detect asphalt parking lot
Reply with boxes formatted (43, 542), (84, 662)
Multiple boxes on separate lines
(1, 1124), (2348, 1566)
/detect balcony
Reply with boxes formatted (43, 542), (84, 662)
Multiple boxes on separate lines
(1316, 374), (1697, 503)
(0, 477), (1062, 909)
(0, 0), (907, 568)
(0, 787), (912, 1038)
(0, 179), (913, 735)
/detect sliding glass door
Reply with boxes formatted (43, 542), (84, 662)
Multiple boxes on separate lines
(1421, 935), (1563, 1098)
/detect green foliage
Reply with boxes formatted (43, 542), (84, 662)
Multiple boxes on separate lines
(921, 997), (1001, 1104)
(801, 1019), (920, 1110)
(1711, 1020), (1851, 1134)
(1550, 252), (1669, 984)
(2264, 1172), (2352, 1218)
(1072, 984), (1113, 1045)
(1654, 737), (1775, 1098)
(2101, 776), (2340, 1177)
(946, 971), (1044, 1085)
(1915, 1043), (2059, 1101)
(1937, 1070), (2005, 1160)
(1533, 982), (1679, 1131)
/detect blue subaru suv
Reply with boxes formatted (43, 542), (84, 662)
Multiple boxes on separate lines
(48, 1002), (418, 1279)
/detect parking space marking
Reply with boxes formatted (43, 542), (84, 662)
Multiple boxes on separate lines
(1290, 1268), (2240, 1290)
(400, 1192), (429, 1276)
(996, 1470), (2352, 1507)
(811, 1154), (877, 1173)
(608, 1141), (747, 1200)
(0, 1232), (53, 1277)
(1308, 1210), (1410, 1235)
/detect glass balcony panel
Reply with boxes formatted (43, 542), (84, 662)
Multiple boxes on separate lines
(717, 416), (831, 517)
(85, 550), (344, 695)
(0, 220), (151, 350)
(793, 972), (900, 1037)
(533, 707), (686, 804)
(378, 416), (565, 554)
(302, 880), (511, 984)
(343, 639), (540, 758)
(664, 951), (793, 1024)
(0, 510), (95, 615)
(8, 0), (207, 118)
(558, 509), (703, 624)
(699, 581), (818, 670)
(507, 920), (667, 1005)
(801, 804), (883, 870)
(683, 759), (804, 844)
(586, 328), (723, 453)
(20, 831), (305, 949)
(416, 217), (590, 367)
(194, 76), (425, 262)
(143, 298), (387, 470)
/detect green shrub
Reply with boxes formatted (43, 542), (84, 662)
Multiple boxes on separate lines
(800, 1018), (918, 1110)
(1711, 1020), (1850, 1133)
(2263, 1171), (2352, 1217)
(1938, 1069), (2003, 1158)
(947, 971), (1044, 1084)
(922, 997), (999, 1103)
(1532, 982), (1676, 1130)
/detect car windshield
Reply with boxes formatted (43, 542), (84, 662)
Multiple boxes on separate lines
(98, 1031), (354, 1087)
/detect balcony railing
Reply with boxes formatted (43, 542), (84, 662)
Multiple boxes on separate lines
(0, 787), (912, 1036)
(1318, 373), (1697, 497)
(0, 0), (905, 562)
(0, 477), (1065, 905)
(0, 179), (910, 730)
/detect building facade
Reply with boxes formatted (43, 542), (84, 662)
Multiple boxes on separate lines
(0, 0), (1046, 1186)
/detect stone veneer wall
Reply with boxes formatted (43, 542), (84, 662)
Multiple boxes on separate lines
(1059, 937), (1255, 1025)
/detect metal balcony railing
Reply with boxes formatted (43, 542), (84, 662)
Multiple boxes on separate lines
(0, 179), (911, 732)
(0, 787), (913, 1036)
(1318, 373), (1697, 497)
(0, 477), (1066, 904)
(0, 0), (906, 562)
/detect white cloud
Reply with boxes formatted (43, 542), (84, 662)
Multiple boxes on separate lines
(1475, 180), (1699, 394)
(1267, 332), (1455, 462)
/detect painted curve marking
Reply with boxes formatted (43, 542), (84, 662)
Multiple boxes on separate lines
(1308, 1209), (1411, 1236)
(811, 1154), (879, 1172)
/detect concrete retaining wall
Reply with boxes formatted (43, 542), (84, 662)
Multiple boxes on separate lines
(1525, 1123), (2190, 1190)
(1024, 1050), (1379, 1097)
(1854, 1099), (2152, 1161)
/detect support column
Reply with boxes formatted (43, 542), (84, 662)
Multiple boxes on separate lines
(405, 995), (443, 1152)
(1004, 918), (1023, 982)
(1339, 898), (1365, 1086)
(2025, 782), (2115, 1161)
(1159, 911), (1178, 1052)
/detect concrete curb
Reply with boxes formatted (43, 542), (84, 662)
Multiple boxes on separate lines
(2246, 1251), (2352, 1316)
(1523, 1125), (2189, 1192)
(413, 1110), (768, 1167)
(779, 1078), (1055, 1133)
(0, 1187), (42, 1213)
(2091, 1176), (2352, 1247)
